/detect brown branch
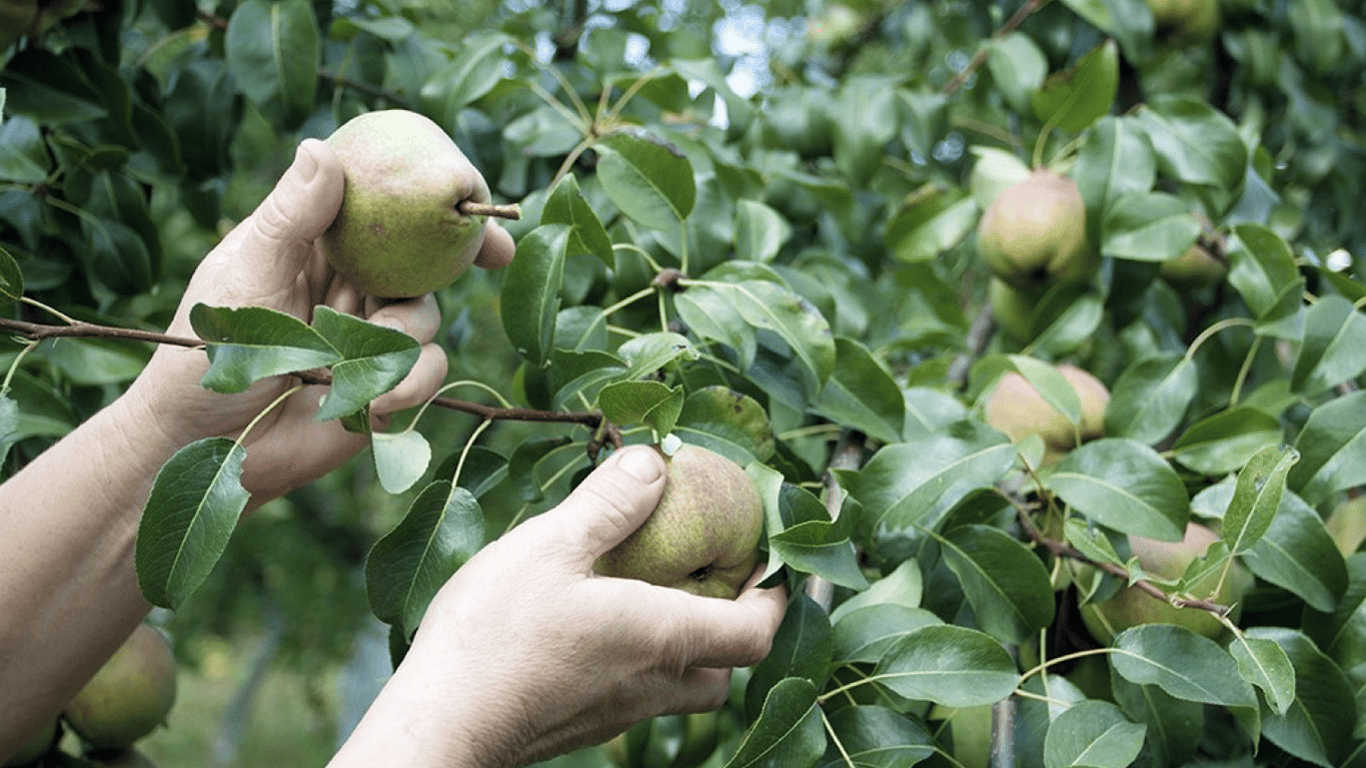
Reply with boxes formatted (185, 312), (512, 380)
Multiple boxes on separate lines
(318, 71), (413, 110)
(942, 0), (1050, 96)
(0, 316), (601, 429)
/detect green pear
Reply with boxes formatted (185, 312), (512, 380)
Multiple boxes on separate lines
(1079, 522), (1255, 644)
(1159, 244), (1225, 290)
(3, 716), (56, 767)
(595, 444), (764, 599)
(1326, 497), (1366, 556)
(987, 277), (1040, 342)
(984, 364), (1109, 466)
(64, 624), (177, 751)
(977, 170), (1091, 293)
(320, 109), (498, 299)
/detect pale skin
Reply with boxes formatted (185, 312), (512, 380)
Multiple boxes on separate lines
(0, 139), (787, 766)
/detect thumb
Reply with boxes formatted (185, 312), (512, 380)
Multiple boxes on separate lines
(238, 139), (344, 277)
(531, 445), (667, 568)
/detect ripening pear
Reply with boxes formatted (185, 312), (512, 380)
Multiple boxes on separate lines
(320, 109), (502, 298)
(984, 364), (1109, 466)
(977, 170), (1091, 293)
(63, 624), (177, 750)
(1080, 522), (1254, 644)
(595, 444), (765, 599)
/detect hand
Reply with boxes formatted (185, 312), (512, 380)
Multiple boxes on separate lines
(124, 138), (515, 503)
(337, 445), (789, 768)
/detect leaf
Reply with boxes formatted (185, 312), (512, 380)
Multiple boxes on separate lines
(746, 593), (833, 720)
(1292, 295), (1366, 396)
(1225, 223), (1304, 339)
(597, 380), (684, 438)
(1104, 353), (1198, 445)
(1229, 634), (1296, 716)
(674, 386), (775, 464)
(1047, 438), (1190, 541)
(986, 33), (1048, 113)
(372, 429), (433, 495)
(189, 304), (341, 393)
(1110, 675), (1204, 768)
(0, 244), (23, 310)
(832, 75), (900, 186)
(1249, 627), (1357, 767)
(1169, 406), (1284, 476)
(817, 706), (935, 768)
(829, 558), (924, 624)
(1290, 390), (1366, 506)
(419, 33), (507, 118)
(597, 130), (695, 232)
(500, 224), (570, 365)
(873, 625), (1020, 707)
(884, 189), (978, 263)
(769, 519), (869, 591)
(735, 199), (792, 263)
(840, 423), (1016, 531)
(1136, 95), (1249, 193)
(1100, 192), (1202, 262)
(1030, 40), (1118, 134)
(939, 525), (1056, 645)
(1244, 491), (1348, 613)
(365, 482), (483, 637)
(1073, 117), (1156, 231)
(1043, 700), (1146, 768)
(136, 437), (250, 609)
(1222, 445), (1299, 555)
(811, 337), (905, 445)
(1109, 624), (1258, 707)
(310, 307), (422, 422)
(541, 173), (614, 269)
(831, 604), (942, 665)
(225, 0), (320, 129)
(725, 678), (824, 768)
(0, 115), (50, 183)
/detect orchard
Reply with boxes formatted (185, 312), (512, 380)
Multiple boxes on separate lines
(2, 0), (1365, 767)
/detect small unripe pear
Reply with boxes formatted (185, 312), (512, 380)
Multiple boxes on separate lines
(1080, 522), (1254, 644)
(320, 110), (498, 299)
(984, 363), (1109, 466)
(977, 170), (1090, 293)
(63, 624), (177, 751)
(987, 277), (1039, 342)
(595, 445), (764, 599)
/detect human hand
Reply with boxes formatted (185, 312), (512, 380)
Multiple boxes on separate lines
(124, 137), (515, 503)
(340, 445), (788, 768)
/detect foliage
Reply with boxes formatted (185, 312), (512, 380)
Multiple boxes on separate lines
(3, 0), (1366, 766)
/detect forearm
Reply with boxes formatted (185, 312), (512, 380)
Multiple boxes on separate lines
(0, 392), (183, 756)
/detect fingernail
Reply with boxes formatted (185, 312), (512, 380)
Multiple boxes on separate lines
(618, 447), (663, 483)
(294, 142), (318, 183)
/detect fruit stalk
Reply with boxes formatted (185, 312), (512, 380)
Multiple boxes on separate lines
(456, 200), (522, 220)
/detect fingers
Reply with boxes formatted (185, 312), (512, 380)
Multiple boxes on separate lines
(474, 221), (516, 270)
(660, 581), (789, 670)
(527, 446), (666, 566)
(238, 140), (345, 284)
(372, 343), (448, 416)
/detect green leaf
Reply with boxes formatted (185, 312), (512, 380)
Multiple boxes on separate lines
(597, 380), (684, 438)
(769, 518), (868, 591)
(811, 337), (905, 445)
(372, 429), (433, 495)
(884, 189), (978, 263)
(1103, 353), (1198, 445)
(1110, 675), (1204, 767)
(1073, 116), (1157, 236)
(310, 307), (422, 422)
(673, 386), (775, 465)
(840, 423), (1016, 530)
(365, 482), (483, 637)
(1030, 40), (1118, 134)
(1043, 700), (1146, 768)
(419, 33), (507, 119)
(1169, 406), (1284, 476)
(1047, 438), (1190, 541)
(832, 76), (900, 186)
(136, 437), (250, 609)
(746, 593), (833, 721)
(1225, 223), (1304, 338)
(1292, 295), (1366, 396)
(0, 115), (50, 183)
(817, 706), (935, 768)
(1289, 390), (1366, 507)
(734, 199), (792, 263)
(500, 224), (570, 366)
(0, 243), (23, 310)
(830, 558), (924, 625)
(940, 525), (1056, 645)
(831, 604), (942, 665)
(1110, 624), (1258, 707)
(1137, 95), (1249, 193)
(1249, 627), (1357, 767)
(986, 33), (1048, 113)
(1223, 445), (1299, 555)
(1100, 192), (1202, 262)
(225, 0), (320, 129)
(1244, 492), (1348, 613)
(190, 304), (341, 394)
(1229, 634), (1296, 716)
(873, 624), (1021, 707)
(542, 173), (614, 269)
(725, 678), (824, 768)
(597, 130), (695, 232)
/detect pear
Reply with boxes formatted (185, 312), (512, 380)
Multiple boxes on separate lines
(987, 277), (1040, 342)
(977, 170), (1090, 293)
(595, 444), (764, 599)
(984, 363), (1109, 466)
(320, 109), (500, 299)
(1159, 243), (1225, 290)
(64, 624), (177, 751)
(1079, 522), (1254, 644)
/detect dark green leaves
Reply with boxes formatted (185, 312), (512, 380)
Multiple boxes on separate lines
(225, 0), (320, 129)
(191, 305), (340, 393)
(872, 625), (1021, 707)
(597, 131), (695, 232)
(501, 224), (570, 366)
(1047, 438), (1190, 541)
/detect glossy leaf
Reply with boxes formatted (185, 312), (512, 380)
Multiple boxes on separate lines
(816, 706), (935, 768)
(1043, 700), (1146, 768)
(136, 437), (249, 609)
(873, 625), (1021, 707)
(1229, 634), (1296, 716)
(1137, 95), (1249, 193)
(1223, 445), (1299, 555)
(190, 304), (341, 394)
(501, 224), (570, 365)
(1290, 389), (1366, 506)
(1249, 627), (1357, 767)
(597, 380), (684, 438)
(1031, 40), (1118, 133)
(1073, 115), (1156, 226)
(1047, 438), (1190, 541)
(726, 677), (824, 768)
(372, 429), (433, 495)
(225, 0), (320, 129)
(811, 337), (905, 444)
(831, 604), (942, 665)
(597, 130), (695, 232)
(1103, 353), (1198, 445)
(1169, 406), (1284, 476)
(940, 524), (1056, 645)
(1101, 191), (1202, 262)
(542, 173), (614, 269)
(829, 558), (923, 625)
(1244, 492), (1348, 613)
(1292, 295), (1366, 396)
(1225, 224), (1305, 338)
(310, 307), (422, 423)
(1110, 624), (1258, 707)
(734, 199), (791, 263)
(673, 386), (774, 465)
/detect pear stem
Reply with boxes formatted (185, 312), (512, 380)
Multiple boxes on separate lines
(457, 200), (522, 220)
